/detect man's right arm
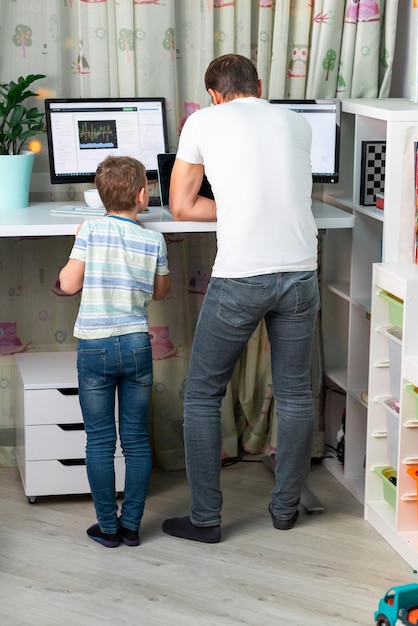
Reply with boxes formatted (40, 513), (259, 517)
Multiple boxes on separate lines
(169, 158), (216, 222)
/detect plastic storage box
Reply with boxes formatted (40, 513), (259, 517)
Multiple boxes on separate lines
(374, 466), (397, 508)
(379, 290), (404, 330)
(406, 385), (418, 420)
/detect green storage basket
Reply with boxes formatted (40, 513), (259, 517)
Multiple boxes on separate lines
(406, 385), (418, 420)
(379, 291), (404, 330)
(374, 466), (397, 509)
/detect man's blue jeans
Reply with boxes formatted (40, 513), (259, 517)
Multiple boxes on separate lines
(184, 271), (320, 527)
(77, 333), (153, 535)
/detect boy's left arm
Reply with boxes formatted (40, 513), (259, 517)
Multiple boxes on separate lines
(59, 222), (85, 294)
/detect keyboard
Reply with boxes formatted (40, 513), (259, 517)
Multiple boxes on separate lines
(50, 205), (106, 216)
(50, 205), (152, 217)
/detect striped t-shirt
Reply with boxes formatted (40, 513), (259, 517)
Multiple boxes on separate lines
(69, 215), (169, 340)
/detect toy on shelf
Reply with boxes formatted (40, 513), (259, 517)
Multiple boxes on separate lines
(374, 583), (418, 625)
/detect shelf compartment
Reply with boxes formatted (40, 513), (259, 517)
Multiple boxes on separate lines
(376, 397), (399, 469)
(347, 388), (368, 407)
(365, 500), (395, 529)
(327, 281), (350, 300)
(322, 456), (364, 503)
(322, 288), (349, 384)
(407, 468), (418, 521)
(347, 304), (371, 391)
(404, 357), (418, 383)
(325, 368), (348, 390)
(376, 326), (402, 401)
(351, 296), (371, 315)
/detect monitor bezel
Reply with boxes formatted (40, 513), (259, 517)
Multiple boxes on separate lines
(44, 96), (169, 184)
(269, 98), (341, 184)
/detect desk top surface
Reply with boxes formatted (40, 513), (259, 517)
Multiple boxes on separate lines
(0, 199), (354, 237)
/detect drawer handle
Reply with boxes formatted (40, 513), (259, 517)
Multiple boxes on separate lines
(57, 423), (85, 431)
(58, 459), (86, 466)
(57, 388), (79, 396)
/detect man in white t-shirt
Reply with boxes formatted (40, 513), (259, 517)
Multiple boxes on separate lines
(162, 54), (320, 543)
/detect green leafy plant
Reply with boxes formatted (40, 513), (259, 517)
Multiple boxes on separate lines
(0, 73), (46, 155)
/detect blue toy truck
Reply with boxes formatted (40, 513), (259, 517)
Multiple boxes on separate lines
(375, 584), (418, 625)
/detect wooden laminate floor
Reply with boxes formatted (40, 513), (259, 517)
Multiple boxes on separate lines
(0, 460), (415, 626)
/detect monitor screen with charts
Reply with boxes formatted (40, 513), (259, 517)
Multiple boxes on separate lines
(45, 97), (169, 184)
(269, 99), (341, 184)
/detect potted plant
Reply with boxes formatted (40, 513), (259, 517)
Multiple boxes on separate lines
(0, 73), (46, 209)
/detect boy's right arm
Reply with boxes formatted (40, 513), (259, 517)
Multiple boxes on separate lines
(169, 158), (217, 222)
(153, 274), (170, 301)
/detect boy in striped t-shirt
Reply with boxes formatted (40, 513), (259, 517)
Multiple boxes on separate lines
(59, 156), (170, 548)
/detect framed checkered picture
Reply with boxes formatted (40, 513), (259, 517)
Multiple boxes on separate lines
(360, 141), (386, 206)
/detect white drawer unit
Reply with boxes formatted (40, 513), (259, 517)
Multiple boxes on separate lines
(14, 351), (125, 503)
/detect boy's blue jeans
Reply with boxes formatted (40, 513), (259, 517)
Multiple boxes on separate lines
(77, 332), (153, 535)
(184, 271), (321, 527)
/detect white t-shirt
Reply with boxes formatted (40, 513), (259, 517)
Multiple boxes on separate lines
(176, 97), (318, 278)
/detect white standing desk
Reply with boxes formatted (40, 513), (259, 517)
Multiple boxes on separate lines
(0, 199), (354, 236)
(1, 198), (354, 509)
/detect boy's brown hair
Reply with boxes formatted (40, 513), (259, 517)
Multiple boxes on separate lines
(95, 156), (147, 212)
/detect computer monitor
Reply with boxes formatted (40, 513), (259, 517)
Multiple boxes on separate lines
(45, 97), (169, 184)
(269, 99), (341, 184)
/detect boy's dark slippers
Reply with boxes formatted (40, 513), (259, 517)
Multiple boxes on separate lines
(87, 523), (119, 548)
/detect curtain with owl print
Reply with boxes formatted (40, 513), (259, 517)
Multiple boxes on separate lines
(0, 0), (399, 471)
(268, 0), (399, 100)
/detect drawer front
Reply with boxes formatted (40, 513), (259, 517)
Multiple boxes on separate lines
(25, 389), (82, 425)
(22, 457), (126, 498)
(25, 424), (124, 461)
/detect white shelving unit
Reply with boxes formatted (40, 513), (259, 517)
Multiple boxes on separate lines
(366, 263), (418, 571)
(320, 99), (418, 503)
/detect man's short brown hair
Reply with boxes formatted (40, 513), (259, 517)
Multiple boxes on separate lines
(205, 54), (259, 99)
